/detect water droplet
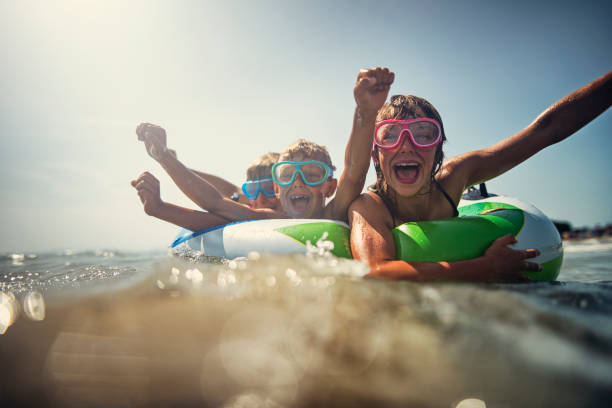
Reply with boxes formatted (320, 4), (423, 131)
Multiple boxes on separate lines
(456, 398), (486, 408)
(191, 269), (204, 284)
(23, 291), (45, 321)
(266, 276), (276, 287)
(247, 251), (261, 261)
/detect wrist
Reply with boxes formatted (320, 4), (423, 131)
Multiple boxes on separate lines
(157, 148), (175, 166)
(356, 106), (379, 120)
(145, 200), (166, 217)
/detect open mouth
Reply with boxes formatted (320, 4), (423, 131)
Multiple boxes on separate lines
(289, 194), (310, 213)
(393, 162), (421, 184)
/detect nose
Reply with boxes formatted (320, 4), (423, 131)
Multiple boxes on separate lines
(291, 171), (307, 187)
(397, 130), (416, 152)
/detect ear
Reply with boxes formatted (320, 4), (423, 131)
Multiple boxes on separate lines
(323, 178), (338, 198)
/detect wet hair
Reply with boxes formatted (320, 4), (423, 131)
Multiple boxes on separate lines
(372, 95), (447, 203)
(246, 152), (280, 180)
(279, 139), (336, 172)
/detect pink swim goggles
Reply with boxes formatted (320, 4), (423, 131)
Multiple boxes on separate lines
(373, 118), (442, 150)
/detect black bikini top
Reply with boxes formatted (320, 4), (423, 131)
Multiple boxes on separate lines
(371, 180), (459, 227)
(433, 179), (459, 218)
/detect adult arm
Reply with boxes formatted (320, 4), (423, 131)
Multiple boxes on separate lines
(348, 194), (540, 282)
(131, 171), (230, 231)
(327, 68), (394, 221)
(455, 69), (612, 189)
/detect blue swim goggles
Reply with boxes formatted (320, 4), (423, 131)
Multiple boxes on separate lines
(241, 178), (276, 200)
(271, 160), (333, 187)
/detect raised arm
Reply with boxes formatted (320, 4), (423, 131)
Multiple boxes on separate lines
(189, 169), (249, 205)
(327, 67), (395, 220)
(131, 171), (230, 231)
(136, 123), (280, 221)
(348, 193), (540, 282)
(458, 69), (612, 188)
(166, 149), (249, 205)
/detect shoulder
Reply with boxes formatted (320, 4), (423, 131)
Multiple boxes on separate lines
(348, 191), (393, 228)
(349, 191), (384, 211)
(436, 152), (483, 201)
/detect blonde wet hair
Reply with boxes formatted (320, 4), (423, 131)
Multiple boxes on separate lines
(279, 139), (336, 171)
(246, 152), (280, 180)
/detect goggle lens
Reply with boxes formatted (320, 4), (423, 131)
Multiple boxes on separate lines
(260, 180), (275, 194)
(271, 161), (331, 187)
(243, 183), (258, 198)
(241, 178), (276, 200)
(374, 119), (441, 149)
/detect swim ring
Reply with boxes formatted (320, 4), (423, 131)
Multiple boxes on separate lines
(170, 195), (563, 281)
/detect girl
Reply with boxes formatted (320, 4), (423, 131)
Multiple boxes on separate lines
(349, 69), (612, 282)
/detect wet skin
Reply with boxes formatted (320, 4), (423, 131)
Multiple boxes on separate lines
(250, 193), (280, 210)
(274, 153), (335, 219)
(374, 114), (439, 200)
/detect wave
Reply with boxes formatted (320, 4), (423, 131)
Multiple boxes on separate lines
(563, 238), (612, 253)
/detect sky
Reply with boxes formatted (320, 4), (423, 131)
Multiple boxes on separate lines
(0, 0), (611, 252)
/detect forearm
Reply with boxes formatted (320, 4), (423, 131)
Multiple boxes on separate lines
(369, 257), (494, 282)
(464, 69), (612, 187)
(148, 202), (230, 231)
(190, 169), (241, 198)
(531, 69), (612, 146)
(157, 152), (227, 211)
(329, 108), (378, 220)
(344, 107), (378, 184)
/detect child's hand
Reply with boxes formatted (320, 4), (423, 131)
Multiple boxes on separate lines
(354, 67), (395, 116)
(131, 172), (164, 216)
(136, 123), (169, 162)
(482, 234), (541, 282)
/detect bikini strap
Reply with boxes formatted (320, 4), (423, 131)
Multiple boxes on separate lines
(369, 185), (398, 227)
(433, 179), (459, 217)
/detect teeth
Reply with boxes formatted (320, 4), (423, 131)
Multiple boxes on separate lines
(396, 163), (419, 168)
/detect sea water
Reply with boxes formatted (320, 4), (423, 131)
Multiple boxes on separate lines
(1, 240), (611, 408)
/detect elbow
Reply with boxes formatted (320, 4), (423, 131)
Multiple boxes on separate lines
(204, 196), (225, 213)
(366, 260), (421, 281)
(343, 166), (367, 187)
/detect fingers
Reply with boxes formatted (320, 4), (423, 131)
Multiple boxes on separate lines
(136, 123), (145, 140)
(356, 67), (395, 90)
(136, 122), (155, 141)
(357, 69), (377, 85)
(131, 172), (160, 194)
(492, 233), (517, 247)
(136, 188), (152, 204)
(523, 261), (542, 271)
(523, 248), (540, 259)
(136, 123), (167, 144)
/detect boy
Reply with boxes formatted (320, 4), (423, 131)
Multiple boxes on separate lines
(136, 67), (394, 223)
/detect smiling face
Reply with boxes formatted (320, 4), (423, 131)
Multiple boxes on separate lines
(245, 152), (281, 210)
(373, 122), (439, 197)
(372, 95), (446, 199)
(275, 152), (337, 218)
